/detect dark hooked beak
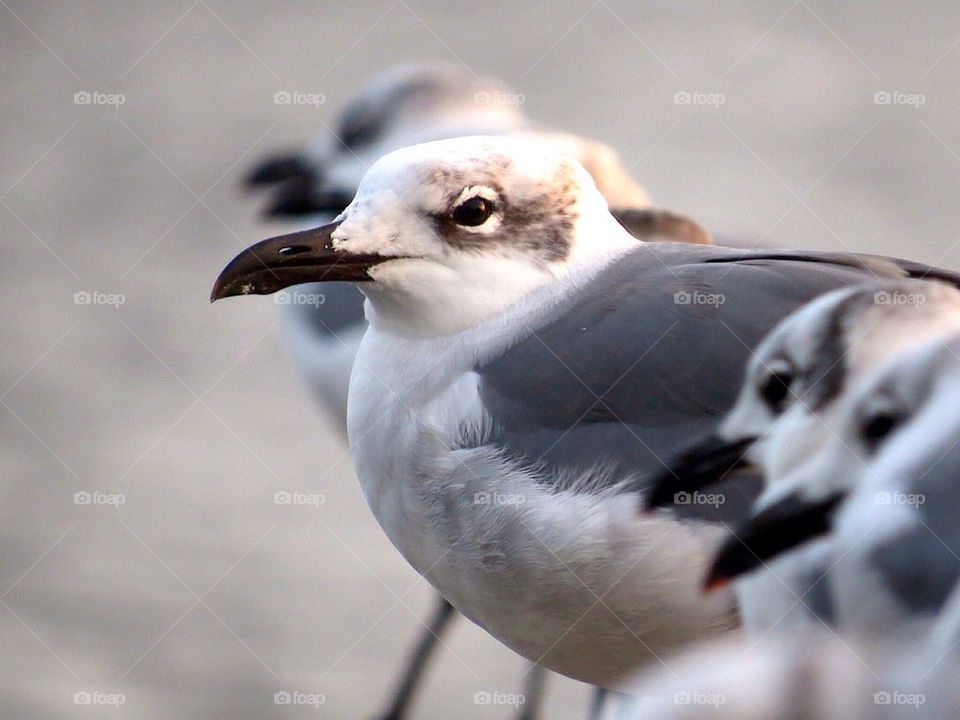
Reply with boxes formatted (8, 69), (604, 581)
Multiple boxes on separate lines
(210, 221), (389, 302)
(704, 490), (845, 592)
(643, 435), (755, 511)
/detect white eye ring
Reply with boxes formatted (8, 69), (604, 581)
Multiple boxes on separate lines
(453, 185), (501, 232)
(456, 185), (498, 204)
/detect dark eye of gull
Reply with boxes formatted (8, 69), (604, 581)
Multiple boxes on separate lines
(453, 196), (494, 227)
(759, 371), (793, 412)
(860, 411), (902, 452)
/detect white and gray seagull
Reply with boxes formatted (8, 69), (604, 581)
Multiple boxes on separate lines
(212, 136), (960, 687)
(245, 62), (709, 719)
(706, 332), (960, 640)
(646, 279), (960, 635)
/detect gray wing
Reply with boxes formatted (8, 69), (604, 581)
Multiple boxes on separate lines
(476, 243), (960, 524)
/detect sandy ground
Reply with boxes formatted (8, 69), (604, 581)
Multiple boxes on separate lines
(3, 1), (960, 718)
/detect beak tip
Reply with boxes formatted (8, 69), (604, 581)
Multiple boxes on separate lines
(703, 573), (730, 593)
(209, 277), (228, 303)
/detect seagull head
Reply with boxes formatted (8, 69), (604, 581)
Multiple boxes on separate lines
(246, 62), (529, 217)
(706, 331), (960, 589)
(645, 280), (960, 510)
(247, 63), (652, 219)
(730, 279), (960, 480)
(214, 136), (636, 336)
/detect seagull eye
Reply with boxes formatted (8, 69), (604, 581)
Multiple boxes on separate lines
(860, 411), (901, 452)
(453, 196), (494, 227)
(759, 371), (793, 412)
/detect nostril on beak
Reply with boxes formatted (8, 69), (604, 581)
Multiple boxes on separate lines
(278, 245), (313, 256)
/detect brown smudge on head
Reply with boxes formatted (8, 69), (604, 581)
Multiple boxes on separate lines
(428, 157), (579, 264)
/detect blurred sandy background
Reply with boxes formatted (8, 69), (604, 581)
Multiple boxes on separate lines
(3, 1), (960, 718)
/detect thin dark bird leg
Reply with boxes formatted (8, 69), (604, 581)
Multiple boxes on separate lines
(514, 663), (547, 720)
(375, 594), (456, 720)
(588, 687), (608, 720)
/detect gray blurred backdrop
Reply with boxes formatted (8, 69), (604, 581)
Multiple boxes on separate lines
(3, 1), (960, 718)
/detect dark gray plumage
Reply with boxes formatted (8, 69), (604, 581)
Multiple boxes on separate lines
(475, 243), (960, 524)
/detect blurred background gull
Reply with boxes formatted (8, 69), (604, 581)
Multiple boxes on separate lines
(4, 1), (960, 718)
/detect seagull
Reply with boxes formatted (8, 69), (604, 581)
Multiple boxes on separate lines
(706, 333), (960, 636)
(246, 63), (713, 718)
(212, 136), (960, 687)
(645, 279), (960, 634)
